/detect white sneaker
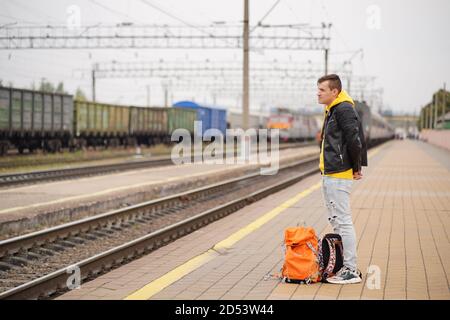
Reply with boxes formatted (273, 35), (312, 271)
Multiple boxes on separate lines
(326, 266), (362, 284)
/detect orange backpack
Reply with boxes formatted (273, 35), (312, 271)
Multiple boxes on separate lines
(281, 227), (321, 284)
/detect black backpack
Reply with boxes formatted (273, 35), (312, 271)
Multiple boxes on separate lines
(318, 233), (344, 282)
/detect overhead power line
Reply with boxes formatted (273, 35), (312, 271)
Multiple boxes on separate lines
(0, 24), (331, 50)
(89, 0), (145, 23)
(250, 0), (282, 33)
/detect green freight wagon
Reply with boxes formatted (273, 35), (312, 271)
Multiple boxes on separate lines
(129, 106), (168, 145)
(0, 86), (73, 154)
(74, 100), (129, 147)
(167, 107), (196, 140)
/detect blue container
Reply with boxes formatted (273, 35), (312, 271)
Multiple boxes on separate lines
(211, 108), (227, 137)
(173, 101), (227, 139)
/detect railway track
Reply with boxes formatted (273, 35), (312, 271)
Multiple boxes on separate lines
(0, 157), (174, 188)
(0, 142), (315, 188)
(0, 155), (319, 300)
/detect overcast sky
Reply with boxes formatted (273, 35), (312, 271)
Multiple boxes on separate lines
(0, 0), (449, 115)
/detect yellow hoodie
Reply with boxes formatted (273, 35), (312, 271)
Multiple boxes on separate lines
(319, 90), (355, 180)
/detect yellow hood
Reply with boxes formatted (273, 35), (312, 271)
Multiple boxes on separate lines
(326, 89), (354, 112)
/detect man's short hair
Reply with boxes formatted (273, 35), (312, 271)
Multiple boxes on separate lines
(317, 74), (342, 92)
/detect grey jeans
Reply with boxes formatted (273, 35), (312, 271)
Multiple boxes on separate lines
(321, 175), (357, 271)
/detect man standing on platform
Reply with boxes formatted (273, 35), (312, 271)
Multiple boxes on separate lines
(317, 74), (367, 284)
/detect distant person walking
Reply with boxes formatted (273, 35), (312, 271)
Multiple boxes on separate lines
(317, 74), (367, 284)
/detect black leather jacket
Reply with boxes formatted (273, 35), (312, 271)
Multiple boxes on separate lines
(320, 101), (368, 174)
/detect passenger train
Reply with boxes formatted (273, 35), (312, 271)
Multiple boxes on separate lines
(266, 103), (395, 147)
(267, 107), (321, 142)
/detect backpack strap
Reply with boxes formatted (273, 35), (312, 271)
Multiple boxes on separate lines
(306, 241), (319, 257)
(263, 270), (285, 282)
(323, 238), (337, 277)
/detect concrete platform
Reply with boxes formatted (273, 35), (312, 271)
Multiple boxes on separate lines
(57, 140), (450, 300)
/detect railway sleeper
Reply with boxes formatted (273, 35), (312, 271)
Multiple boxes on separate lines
(69, 237), (86, 244)
(57, 240), (77, 248)
(91, 229), (112, 237)
(18, 251), (42, 260)
(88, 230), (107, 238)
(44, 243), (67, 252)
(31, 247), (56, 256)
(78, 233), (98, 241)
(4, 255), (29, 267)
(0, 261), (16, 271)
(119, 223), (132, 228)
(151, 211), (167, 217)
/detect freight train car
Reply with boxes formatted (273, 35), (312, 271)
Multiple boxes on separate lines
(74, 100), (129, 148)
(227, 111), (268, 130)
(167, 107), (197, 139)
(0, 86), (73, 154)
(129, 106), (168, 145)
(172, 101), (227, 139)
